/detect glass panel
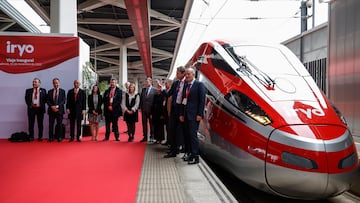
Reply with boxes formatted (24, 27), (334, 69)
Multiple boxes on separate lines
(231, 45), (299, 75)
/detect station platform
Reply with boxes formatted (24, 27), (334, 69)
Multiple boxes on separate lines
(136, 143), (237, 203)
(135, 136), (360, 203)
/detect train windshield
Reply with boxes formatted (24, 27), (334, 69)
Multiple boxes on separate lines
(230, 45), (299, 75)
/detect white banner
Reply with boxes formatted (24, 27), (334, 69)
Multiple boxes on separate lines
(0, 35), (86, 139)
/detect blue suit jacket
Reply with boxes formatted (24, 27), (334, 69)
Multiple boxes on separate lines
(47, 88), (66, 115)
(181, 80), (206, 121)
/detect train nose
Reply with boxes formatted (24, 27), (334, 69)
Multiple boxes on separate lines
(265, 124), (359, 199)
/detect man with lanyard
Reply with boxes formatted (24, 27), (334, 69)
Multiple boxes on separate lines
(179, 67), (206, 164)
(47, 78), (66, 142)
(164, 66), (186, 158)
(25, 78), (47, 141)
(103, 78), (122, 141)
(66, 80), (86, 142)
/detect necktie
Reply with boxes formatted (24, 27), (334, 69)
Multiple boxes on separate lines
(176, 80), (184, 104)
(110, 88), (115, 98)
(34, 88), (38, 99)
(74, 89), (78, 100)
(185, 83), (192, 99)
(109, 88), (115, 105)
(54, 89), (58, 103)
(182, 82), (188, 100)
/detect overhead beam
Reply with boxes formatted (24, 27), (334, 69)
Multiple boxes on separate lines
(149, 9), (181, 26)
(152, 56), (172, 64)
(91, 43), (121, 53)
(0, 0), (41, 33)
(91, 51), (140, 57)
(0, 22), (16, 31)
(150, 26), (179, 37)
(78, 18), (131, 25)
(78, 27), (124, 46)
(25, 0), (50, 24)
(127, 43), (173, 58)
(78, 18), (176, 27)
(78, 0), (108, 12)
(93, 56), (119, 65)
(124, 0), (152, 77)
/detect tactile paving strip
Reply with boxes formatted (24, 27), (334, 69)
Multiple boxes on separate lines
(136, 145), (187, 203)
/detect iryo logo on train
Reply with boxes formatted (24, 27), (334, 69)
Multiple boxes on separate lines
(294, 108), (325, 119)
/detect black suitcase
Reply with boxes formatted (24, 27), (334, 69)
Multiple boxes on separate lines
(82, 124), (91, 137)
(55, 123), (66, 139)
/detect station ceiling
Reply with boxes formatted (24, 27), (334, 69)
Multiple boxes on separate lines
(0, 0), (193, 84)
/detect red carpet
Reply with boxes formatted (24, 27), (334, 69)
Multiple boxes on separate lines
(0, 120), (146, 203)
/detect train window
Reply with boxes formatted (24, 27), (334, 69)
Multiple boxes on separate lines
(231, 45), (299, 75)
(210, 49), (237, 76)
(225, 90), (271, 125)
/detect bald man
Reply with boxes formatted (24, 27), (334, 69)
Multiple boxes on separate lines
(66, 80), (86, 142)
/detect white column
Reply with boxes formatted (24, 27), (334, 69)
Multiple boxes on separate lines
(118, 45), (128, 89)
(50, 0), (77, 35)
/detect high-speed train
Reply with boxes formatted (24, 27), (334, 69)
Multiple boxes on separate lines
(187, 40), (359, 200)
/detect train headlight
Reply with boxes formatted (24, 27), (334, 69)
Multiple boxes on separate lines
(245, 110), (272, 125)
(224, 90), (272, 125)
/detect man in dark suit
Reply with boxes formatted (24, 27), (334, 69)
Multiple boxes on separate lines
(66, 80), (86, 142)
(25, 78), (47, 141)
(103, 78), (122, 141)
(139, 77), (156, 142)
(162, 79), (173, 145)
(164, 66), (186, 158)
(179, 67), (206, 164)
(47, 78), (66, 142)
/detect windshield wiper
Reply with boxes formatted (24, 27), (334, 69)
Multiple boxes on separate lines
(235, 55), (275, 89)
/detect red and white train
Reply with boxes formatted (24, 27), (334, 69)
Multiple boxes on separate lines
(187, 40), (359, 200)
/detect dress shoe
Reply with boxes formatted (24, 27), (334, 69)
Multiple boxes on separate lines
(29, 137), (34, 142)
(48, 139), (53, 142)
(37, 138), (43, 142)
(140, 137), (147, 142)
(188, 157), (199, 165)
(164, 153), (177, 158)
(103, 138), (109, 141)
(168, 150), (179, 155)
(69, 137), (74, 142)
(57, 138), (62, 142)
(77, 139), (81, 142)
(182, 153), (190, 162)
(115, 138), (120, 141)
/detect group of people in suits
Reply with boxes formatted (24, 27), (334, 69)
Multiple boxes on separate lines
(25, 77), (137, 143)
(138, 77), (172, 145)
(25, 77), (86, 142)
(25, 66), (205, 164)
(163, 66), (206, 165)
